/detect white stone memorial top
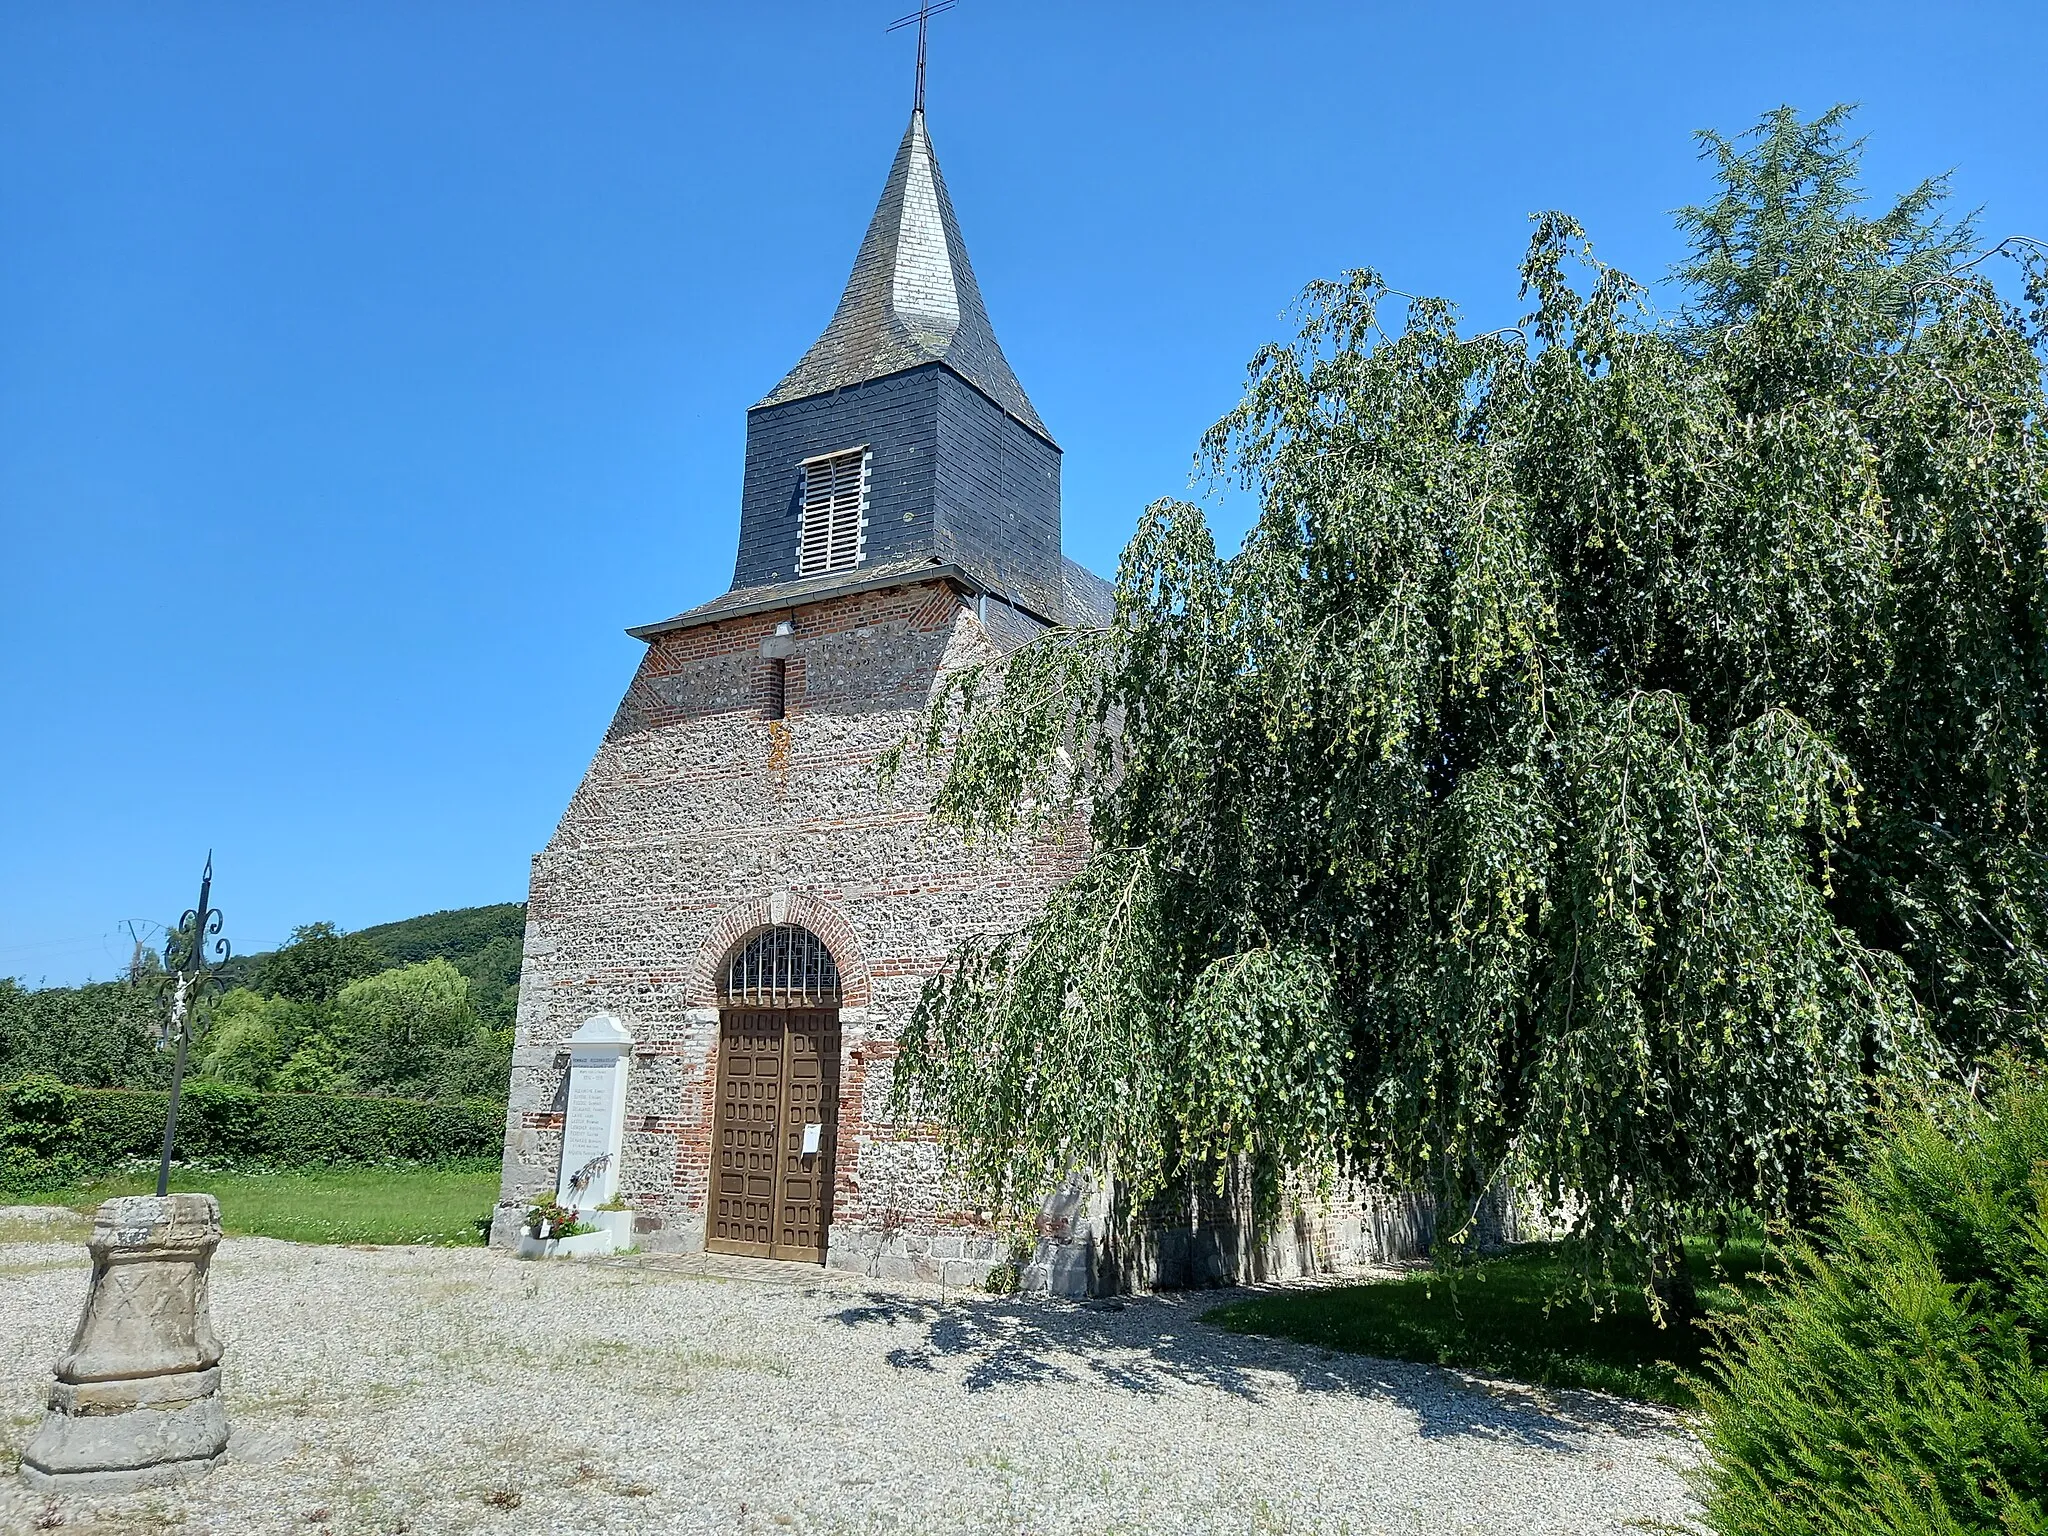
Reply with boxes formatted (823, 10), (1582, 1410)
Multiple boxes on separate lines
(566, 1013), (634, 1049)
(556, 1014), (635, 1209)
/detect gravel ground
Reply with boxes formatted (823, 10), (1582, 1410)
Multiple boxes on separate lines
(0, 1235), (1700, 1535)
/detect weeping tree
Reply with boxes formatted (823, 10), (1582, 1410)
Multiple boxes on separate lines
(888, 107), (2048, 1309)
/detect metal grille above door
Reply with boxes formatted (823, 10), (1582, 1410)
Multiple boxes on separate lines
(723, 925), (841, 1007)
(797, 447), (869, 576)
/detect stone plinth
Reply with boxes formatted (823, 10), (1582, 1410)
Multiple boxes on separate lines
(19, 1194), (229, 1493)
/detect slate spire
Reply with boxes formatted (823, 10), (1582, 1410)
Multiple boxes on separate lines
(757, 109), (1050, 443)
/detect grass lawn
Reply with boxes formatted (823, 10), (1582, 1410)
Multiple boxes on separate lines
(5, 1162), (500, 1247)
(1205, 1238), (1768, 1406)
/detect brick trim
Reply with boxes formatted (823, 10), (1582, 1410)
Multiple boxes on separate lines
(688, 893), (873, 1007)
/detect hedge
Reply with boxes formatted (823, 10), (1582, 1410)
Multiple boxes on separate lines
(1, 1076), (503, 1191)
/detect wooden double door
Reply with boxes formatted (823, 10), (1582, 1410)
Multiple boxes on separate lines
(708, 1008), (840, 1261)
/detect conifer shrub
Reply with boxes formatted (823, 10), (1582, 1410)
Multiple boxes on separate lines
(1692, 1062), (2048, 1535)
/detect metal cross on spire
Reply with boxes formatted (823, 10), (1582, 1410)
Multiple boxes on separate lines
(886, 0), (956, 113)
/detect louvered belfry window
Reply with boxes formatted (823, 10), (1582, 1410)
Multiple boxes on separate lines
(797, 447), (869, 576)
(722, 925), (842, 1006)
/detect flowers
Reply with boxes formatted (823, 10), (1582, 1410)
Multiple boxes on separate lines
(522, 1196), (592, 1240)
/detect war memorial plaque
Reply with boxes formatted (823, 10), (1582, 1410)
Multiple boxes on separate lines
(554, 1014), (634, 1208)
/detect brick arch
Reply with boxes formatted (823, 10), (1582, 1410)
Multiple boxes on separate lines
(688, 892), (872, 1007)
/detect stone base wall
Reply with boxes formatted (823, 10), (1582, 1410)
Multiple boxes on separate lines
(1021, 1171), (1543, 1298)
(825, 1223), (1008, 1289)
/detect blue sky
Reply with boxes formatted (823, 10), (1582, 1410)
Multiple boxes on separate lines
(4, 1), (2044, 983)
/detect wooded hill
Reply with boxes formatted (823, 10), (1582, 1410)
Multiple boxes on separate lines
(214, 903), (527, 1030)
(1, 903), (527, 1099)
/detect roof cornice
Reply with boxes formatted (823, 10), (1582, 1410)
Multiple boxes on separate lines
(627, 559), (1064, 642)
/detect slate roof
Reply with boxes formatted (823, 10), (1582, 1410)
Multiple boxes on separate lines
(628, 553), (1114, 641)
(1059, 556), (1116, 628)
(755, 109), (1051, 444)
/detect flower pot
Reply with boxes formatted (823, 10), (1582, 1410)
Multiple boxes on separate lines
(513, 1228), (616, 1261)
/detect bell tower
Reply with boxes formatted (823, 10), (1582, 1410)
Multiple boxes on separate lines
(497, 97), (1108, 1278)
(727, 108), (1065, 623)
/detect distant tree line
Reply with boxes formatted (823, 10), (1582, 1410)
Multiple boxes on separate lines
(0, 903), (525, 1101)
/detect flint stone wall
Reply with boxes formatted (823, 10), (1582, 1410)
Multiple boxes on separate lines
(492, 578), (1082, 1280)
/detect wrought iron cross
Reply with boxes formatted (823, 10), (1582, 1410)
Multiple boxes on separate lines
(887, 0), (956, 113)
(154, 854), (230, 1198)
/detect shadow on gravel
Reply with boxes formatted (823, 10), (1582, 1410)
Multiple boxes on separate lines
(830, 1292), (1675, 1451)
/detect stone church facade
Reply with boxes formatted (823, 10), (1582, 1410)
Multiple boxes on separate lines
(491, 107), (1449, 1290)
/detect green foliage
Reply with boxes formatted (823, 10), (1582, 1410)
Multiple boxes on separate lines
(453, 933), (524, 1033)
(229, 1088), (502, 1167)
(4, 905), (525, 1100)
(1675, 105), (1975, 334)
(909, 856), (1349, 1213)
(356, 902), (525, 959)
(258, 921), (381, 1004)
(353, 904), (525, 1031)
(1, 1074), (81, 1156)
(246, 903), (528, 1031)
(199, 1013), (280, 1088)
(202, 968), (506, 1101)
(0, 977), (168, 1090)
(521, 1195), (593, 1239)
(417, 1030), (514, 1100)
(1692, 1062), (2048, 1534)
(333, 958), (485, 1096)
(892, 107), (2048, 1291)
(981, 1233), (1038, 1295)
(199, 989), (295, 1087)
(1208, 1236), (1769, 1406)
(178, 1078), (265, 1157)
(272, 1032), (354, 1095)
(1, 1074), (87, 1187)
(0, 1080), (503, 1191)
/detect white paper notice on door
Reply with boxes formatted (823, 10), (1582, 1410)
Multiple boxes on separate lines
(801, 1122), (822, 1156)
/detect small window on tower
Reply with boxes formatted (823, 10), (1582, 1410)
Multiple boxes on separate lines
(797, 447), (869, 576)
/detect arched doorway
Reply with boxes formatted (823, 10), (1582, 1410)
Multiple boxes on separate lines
(707, 925), (842, 1262)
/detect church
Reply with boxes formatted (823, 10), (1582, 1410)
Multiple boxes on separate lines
(490, 96), (1443, 1291)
